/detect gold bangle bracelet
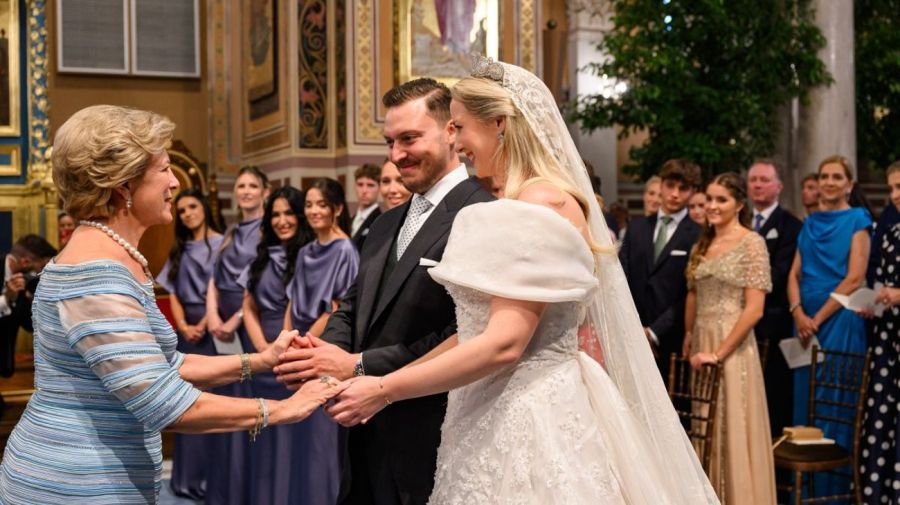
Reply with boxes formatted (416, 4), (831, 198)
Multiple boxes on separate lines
(249, 397), (264, 442)
(239, 353), (252, 382)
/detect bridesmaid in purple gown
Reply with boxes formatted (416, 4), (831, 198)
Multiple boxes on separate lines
(156, 188), (224, 500)
(237, 185), (317, 505)
(204, 166), (269, 505)
(285, 178), (360, 505)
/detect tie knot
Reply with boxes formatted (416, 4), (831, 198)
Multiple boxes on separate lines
(661, 215), (673, 225)
(411, 196), (433, 215)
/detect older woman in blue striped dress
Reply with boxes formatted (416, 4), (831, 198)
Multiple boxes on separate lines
(0, 105), (345, 504)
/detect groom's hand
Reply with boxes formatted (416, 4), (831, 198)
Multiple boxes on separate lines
(274, 335), (359, 390)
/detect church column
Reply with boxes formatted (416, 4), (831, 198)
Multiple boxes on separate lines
(566, 7), (617, 202)
(797, 0), (855, 177)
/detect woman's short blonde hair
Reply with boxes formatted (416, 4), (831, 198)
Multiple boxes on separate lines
(52, 105), (175, 220)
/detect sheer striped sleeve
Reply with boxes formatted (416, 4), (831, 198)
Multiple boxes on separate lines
(58, 292), (201, 432)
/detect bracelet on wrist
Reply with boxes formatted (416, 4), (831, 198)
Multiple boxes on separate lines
(711, 352), (721, 363)
(249, 397), (265, 442)
(239, 353), (253, 382)
(379, 376), (392, 406)
(789, 302), (801, 314)
(354, 354), (366, 377)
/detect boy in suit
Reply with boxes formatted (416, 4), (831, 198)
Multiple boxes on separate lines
(351, 163), (383, 251)
(620, 159), (702, 379)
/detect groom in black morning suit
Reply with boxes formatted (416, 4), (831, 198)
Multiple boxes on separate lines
(620, 159), (702, 379)
(276, 79), (492, 505)
(747, 159), (802, 437)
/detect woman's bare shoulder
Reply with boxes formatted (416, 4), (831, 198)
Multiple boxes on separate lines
(517, 180), (587, 228)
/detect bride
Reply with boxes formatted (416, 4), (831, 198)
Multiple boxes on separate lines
(326, 58), (719, 504)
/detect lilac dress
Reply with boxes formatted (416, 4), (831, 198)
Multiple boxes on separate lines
(205, 217), (262, 505)
(286, 238), (359, 505)
(156, 235), (224, 499)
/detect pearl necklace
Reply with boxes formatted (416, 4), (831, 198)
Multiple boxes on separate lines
(79, 220), (151, 275)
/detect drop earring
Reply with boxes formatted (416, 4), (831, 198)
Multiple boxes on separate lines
(497, 132), (505, 142)
(127, 197), (133, 210)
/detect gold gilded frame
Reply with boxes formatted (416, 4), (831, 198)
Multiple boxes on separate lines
(0, 0), (20, 136)
(0, 144), (20, 175)
(395, 0), (499, 85)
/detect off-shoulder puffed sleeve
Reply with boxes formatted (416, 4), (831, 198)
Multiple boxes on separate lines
(428, 200), (598, 302)
(737, 233), (772, 292)
(59, 289), (201, 432)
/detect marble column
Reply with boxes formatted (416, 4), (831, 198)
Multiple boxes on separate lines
(566, 8), (618, 203)
(797, 0), (856, 178)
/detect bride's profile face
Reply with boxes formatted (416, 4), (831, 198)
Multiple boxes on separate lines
(450, 99), (503, 178)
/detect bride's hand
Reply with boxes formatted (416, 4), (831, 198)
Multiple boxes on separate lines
(261, 330), (300, 370)
(281, 376), (348, 423)
(326, 376), (389, 427)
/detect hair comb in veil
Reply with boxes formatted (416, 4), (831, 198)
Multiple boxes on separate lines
(470, 54), (504, 82)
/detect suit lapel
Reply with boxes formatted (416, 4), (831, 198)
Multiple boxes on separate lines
(356, 204), (405, 339)
(644, 215), (658, 273)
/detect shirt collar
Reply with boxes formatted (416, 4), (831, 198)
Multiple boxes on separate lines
(657, 206), (688, 225)
(753, 202), (779, 221)
(356, 203), (379, 220)
(419, 164), (469, 208)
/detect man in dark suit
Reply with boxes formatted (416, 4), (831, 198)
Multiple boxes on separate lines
(619, 159), (702, 379)
(351, 162), (383, 251)
(275, 78), (492, 505)
(1, 234), (57, 377)
(747, 159), (802, 437)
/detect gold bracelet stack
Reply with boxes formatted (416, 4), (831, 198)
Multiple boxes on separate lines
(249, 398), (265, 442)
(239, 353), (252, 382)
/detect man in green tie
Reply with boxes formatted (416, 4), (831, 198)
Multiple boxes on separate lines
(619, 159), (702, 378)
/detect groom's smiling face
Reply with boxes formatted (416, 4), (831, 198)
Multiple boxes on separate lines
(384, 97), (454, 195)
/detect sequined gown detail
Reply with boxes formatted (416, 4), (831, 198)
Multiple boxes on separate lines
(690, 233), (776, 505)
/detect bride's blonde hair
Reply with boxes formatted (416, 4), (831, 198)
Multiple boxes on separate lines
(452, 77), (608, 253)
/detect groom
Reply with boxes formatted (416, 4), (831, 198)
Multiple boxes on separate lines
(275, 78), (492, 505)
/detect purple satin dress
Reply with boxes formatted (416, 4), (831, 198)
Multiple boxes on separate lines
(156, 235), (224, 500)
(205, 217), (262, 505)
(285, 238), (359, 505)
(235, 245), (318, 504)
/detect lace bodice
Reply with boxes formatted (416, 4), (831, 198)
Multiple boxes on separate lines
(690, 233), (772, 323)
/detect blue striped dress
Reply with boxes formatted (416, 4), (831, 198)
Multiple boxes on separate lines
(0, 261), (201, 504)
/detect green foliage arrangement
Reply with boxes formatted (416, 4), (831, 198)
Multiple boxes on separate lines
(573, 0), (831, 180)
(855, 0), (900, 173)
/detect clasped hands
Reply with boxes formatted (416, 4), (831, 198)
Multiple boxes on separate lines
(273, 333), (388, 427)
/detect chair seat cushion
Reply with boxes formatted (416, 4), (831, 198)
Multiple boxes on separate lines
(775, 441), (850, 466)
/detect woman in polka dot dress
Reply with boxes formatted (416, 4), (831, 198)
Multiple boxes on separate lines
(860, 161), (900, 504)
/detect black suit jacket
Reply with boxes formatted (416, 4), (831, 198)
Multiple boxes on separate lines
(323, 177), (493, 502)
(351, 207), (382, 251)
(754, 205), (802, 342)
(619, 214), (701, 365)
(0, 258), (30, 378)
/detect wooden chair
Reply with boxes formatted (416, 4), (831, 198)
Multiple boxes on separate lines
(667, 353), (724, 475)
(774, 346), (872, 505)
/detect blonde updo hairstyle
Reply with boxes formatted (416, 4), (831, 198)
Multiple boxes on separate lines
(52, 105), (175, 221)
(451, 77), (589, 213)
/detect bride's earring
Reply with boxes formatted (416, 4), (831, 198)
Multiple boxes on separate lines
(497, 132), (505, 142)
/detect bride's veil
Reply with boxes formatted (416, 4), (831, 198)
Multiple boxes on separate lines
(476, 57), (719, 504)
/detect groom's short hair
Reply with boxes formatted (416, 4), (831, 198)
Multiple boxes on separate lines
(382, 78), (451, 124)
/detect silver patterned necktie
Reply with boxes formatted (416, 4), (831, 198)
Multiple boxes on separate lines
(396, 196), (433, 259)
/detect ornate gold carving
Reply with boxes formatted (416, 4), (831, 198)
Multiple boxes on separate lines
(354, 0), (381, 142)
(519, 0), (536, 73)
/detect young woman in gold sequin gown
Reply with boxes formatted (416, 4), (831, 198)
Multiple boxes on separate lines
(684, 173), (777, 505)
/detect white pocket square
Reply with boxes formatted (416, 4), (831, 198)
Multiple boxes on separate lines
(418, 258), (439, 267)
(670, 250), (688, 257)
(766, 228), (779, 240)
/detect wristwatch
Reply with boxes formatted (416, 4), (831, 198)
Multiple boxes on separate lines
(353, 354), (366, 377)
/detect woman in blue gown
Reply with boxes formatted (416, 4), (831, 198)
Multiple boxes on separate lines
(237, 185), (316, 505)
(155, 188), (223, 499)
(285, 178), (360, 505)
(204, 166), (270, 505)
(787, 155), (872, 497)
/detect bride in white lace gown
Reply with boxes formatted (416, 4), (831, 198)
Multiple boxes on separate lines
(327, 59), (719, 505)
